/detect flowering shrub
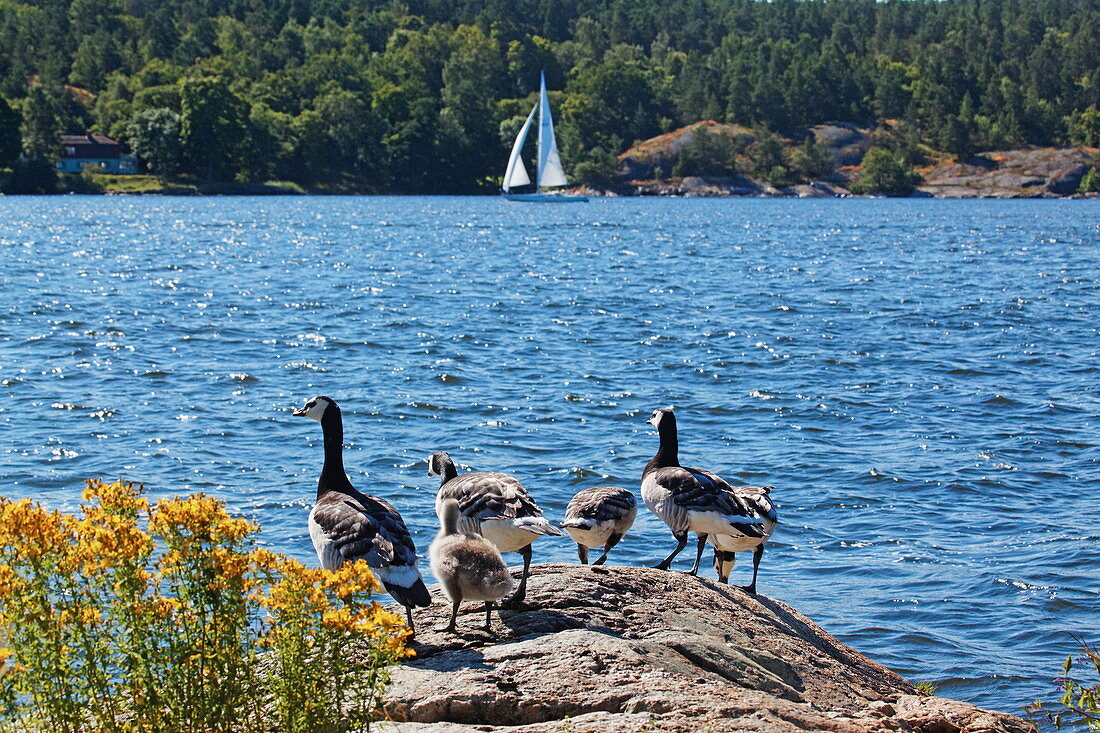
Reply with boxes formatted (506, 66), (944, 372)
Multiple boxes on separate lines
(0, 480), (411, 733)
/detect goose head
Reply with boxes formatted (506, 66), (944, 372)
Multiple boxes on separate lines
(293, 395), (336, 422)
(427, 451), (452, 477)
(647, 407), (675, 430)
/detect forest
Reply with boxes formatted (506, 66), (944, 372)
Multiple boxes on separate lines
(0, 0), (1099, 192)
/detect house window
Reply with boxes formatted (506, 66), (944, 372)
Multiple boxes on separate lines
(65, 146), (76, 155)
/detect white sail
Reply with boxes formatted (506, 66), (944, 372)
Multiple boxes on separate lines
(503, 103), (537, 191)
(536, 73), (569, 189)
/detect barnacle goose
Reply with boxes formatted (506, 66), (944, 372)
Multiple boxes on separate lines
(560, 486), (636, 565)
(641, 408), (777, 592)
(294, 396), (431, 630)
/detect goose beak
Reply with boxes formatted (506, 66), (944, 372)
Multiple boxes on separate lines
(292, 406), (308, 417)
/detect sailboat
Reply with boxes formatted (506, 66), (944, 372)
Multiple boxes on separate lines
(502, 73), (588, 202)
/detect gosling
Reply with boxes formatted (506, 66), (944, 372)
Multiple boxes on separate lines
(429, 498), (514, 633)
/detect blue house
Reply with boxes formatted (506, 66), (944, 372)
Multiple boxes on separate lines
(56, 132), (138, 174)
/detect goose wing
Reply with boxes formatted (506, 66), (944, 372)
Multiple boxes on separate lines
(311, 490), (418, 569)
(732, 484), (778, 523)
(566, 486), (636, 522)
(439, 472), (544, 521)
(650, 465), (766, 535)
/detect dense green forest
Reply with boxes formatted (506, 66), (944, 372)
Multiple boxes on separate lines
(1, 0), (1099, 192)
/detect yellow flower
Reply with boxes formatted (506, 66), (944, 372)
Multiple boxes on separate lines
(82, 479), (149, 515)
(0, 499), (76, 563)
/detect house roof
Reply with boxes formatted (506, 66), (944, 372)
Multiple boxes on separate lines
(60, 132), (123, 159)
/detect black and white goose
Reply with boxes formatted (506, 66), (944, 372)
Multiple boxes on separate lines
(708, 483), (777, 593)
(560, 486), (637, 565)
(641, 408), (777, 592)
(294, 396), (431, 630)
(427, 451), (563, 607)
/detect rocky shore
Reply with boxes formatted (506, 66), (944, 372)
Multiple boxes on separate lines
(594, 120), (1099, 198)
(384, 564), (1036, 732)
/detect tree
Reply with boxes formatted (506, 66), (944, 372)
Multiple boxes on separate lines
(179, 76), (249, 180)
(126, 107), (182, 178)
(1080, 167), (1100, 194)
(747, 130), (790, 184)
(789, 133), (834, 181)
(1066, 106), (1100, 148)
(571, 145), (620, 187)
(0, 97), (21, 167)
(671, 126), (741, 178)
(850, 147), (920, 195)
(20, 84), (66, 160)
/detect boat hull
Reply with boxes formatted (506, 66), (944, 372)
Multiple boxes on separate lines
(503, 192), (588, 203)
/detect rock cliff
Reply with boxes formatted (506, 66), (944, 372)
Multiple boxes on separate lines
(384, 564), (1035, 733)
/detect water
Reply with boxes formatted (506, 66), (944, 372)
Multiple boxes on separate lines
(1, 196), (1097, 718)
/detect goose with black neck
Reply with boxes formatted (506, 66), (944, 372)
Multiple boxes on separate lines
(641, 407), (777, 592)
(293, 395), (431, 630)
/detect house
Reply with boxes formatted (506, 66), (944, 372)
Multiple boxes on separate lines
(56, 132), (138, 174)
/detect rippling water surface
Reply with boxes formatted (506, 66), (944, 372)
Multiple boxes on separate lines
(1, 196), (1097, 716)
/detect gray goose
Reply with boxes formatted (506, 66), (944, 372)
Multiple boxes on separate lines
(294, 396), (431, 630)
(560, 486), (636, 564)
(429, 499), (514, 633)
(640, 408), (777, 592)
(427, 451), (563, 607)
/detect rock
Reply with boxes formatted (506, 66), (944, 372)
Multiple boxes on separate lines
(617, 121), (755, 180)
(383, 564), (1034, 733)
(918, 148), (1095, 197)
(809, 122), (874, 167)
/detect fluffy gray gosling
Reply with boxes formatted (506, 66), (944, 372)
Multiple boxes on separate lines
(429, 498), (514, 633)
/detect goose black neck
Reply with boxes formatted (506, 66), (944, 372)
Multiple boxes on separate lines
(319, 406), (352, 495)
(649, 415), (680, 470)
(438, 457), (458, 486)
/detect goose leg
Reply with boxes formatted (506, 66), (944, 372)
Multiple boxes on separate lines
(654, 531), (688, 570)
(577, 543), (589, 565)
(741, 544), (764, 594)
(502, 545), (532, 609)
(483, 602), (493, 631)
(688, 533), (708, 575)
(593, 532), (623, 566)
(405, 605), (416, 634)
(714, 549), (735, 584)
(440, 597), (460, 633)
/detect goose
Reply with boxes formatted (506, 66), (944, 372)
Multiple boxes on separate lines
(294, 396), (431, 631)
(427, 451), (563, 607)
(640, 408), (777, 590)
(708, 484), (777, 593)
(560, 486), (636, 565)
(429, 498), (514, 632)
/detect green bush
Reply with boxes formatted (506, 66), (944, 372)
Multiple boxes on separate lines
(1026, 639), (1100, 730)
(1079, 167), (1100, 194)
(849, 147), (921, 195)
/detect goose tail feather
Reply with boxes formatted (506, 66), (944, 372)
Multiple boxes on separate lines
(515, 516), (565, 536)
(384, 577), (432, 608)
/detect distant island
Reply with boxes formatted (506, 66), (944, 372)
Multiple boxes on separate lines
(0, 0), (1098, 196)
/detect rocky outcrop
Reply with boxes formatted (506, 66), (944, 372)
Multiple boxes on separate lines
(384, 564), (1034, 732)
(918, 148), (1096, 198)
(809, 122), (874, 167)
(618, 121), (755, 180)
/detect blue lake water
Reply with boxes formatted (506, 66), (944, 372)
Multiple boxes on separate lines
(0, 195), (1097, 718)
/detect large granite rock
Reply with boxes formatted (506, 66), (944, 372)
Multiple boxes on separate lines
(384, 564), (1034, 732)
(809, 122), (874, 167)
(617, 121), (755, 180)
(919, 148), (1095, 197)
